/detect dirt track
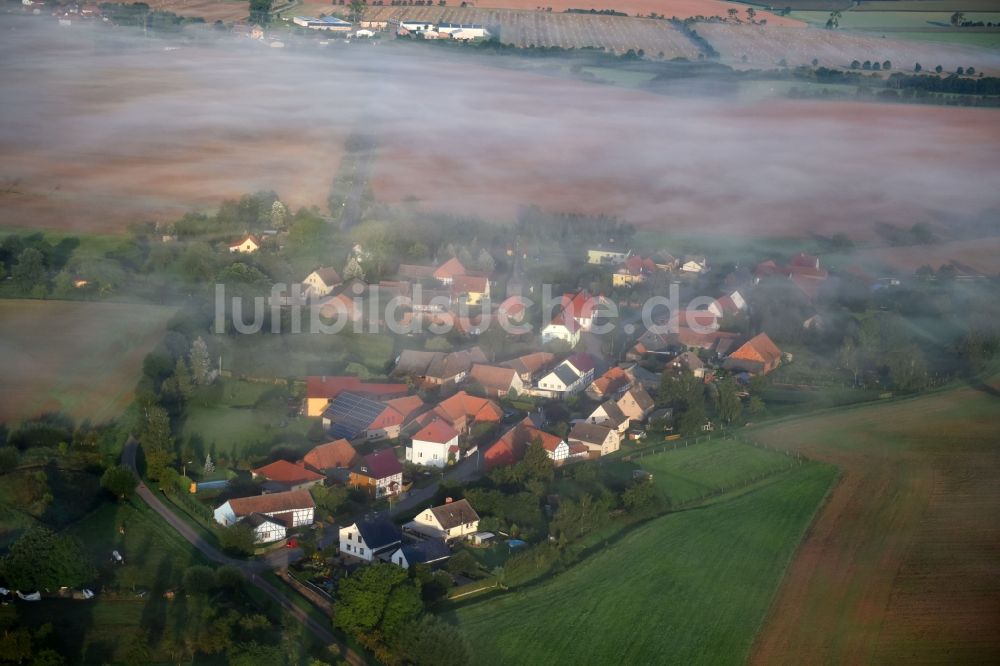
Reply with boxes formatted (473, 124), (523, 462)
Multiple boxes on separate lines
(749, 382), (1000, 664)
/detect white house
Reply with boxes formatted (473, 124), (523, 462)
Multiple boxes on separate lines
(339, 517), (401, 562)
(587, 400), (630, 434)
(389, 540), (451, 569)
(404, 498), (480, 541)
(406, 419), (460, 468)
(617, 386), (656, 423)
(213, 489), (315, 542)
(399, 19), (436, 33)
(293, 15), (352, 31)
(246, 513), (286, 544)
(533, 353), (595, 399)
(541, 312), (580, 347)
(302, 267), (342, 299)
(228, 235), (260, 254)
(680, 255), (709, 274)
(437, 22), (489, 39)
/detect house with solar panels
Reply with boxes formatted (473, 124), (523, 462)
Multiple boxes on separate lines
(321, 392), (424, 442)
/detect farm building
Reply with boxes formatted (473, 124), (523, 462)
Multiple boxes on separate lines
(409, 390), (503, 436)
(451, 274), (490, 305)
(293, 16), (352, 31)
(213, 489), (315, 538)
(349, 448), (404, 498)
(392, 347), (487, 385)
(612, 255), (658, 287)
(405, 498), (480, 541)
(305, 375), (408, 417)
(586, 365), (633, 401)
(587, 400), (630, 434)
(406, 418), (460, 468)
(389, 539), (451, 569)
(245, 513), (286, 544)
(680, 255), (709, 274)
(669, 351), (706, 378)
(321, 392), (424, 441)
(501, 352), (556, 384)
(250, 460), (325, 492)
(339, 516), (401, 562)
(434, 257), (468, 285)
(469, 363), (524, 398)
(437, 22), (489, 39)
(723, 333), (783, 375)
(587, 247), (629, 265)
(301, 439), (360, 481)
(484, 417), (575, 468)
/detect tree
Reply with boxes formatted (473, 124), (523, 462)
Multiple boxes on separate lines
(746, 7), (756, 21)
(621, 479), (657, 513)
(12, 247), (46, 288)
(811, 57), (819, 66)
(392, 615), (469, 666)
(748, 395), (765, 415)
(101, 465), (137, 502)
(966, 66), (975, 75)
(270, 200), (287, 229)
(141, 405), (175, 481)
(334, 563), (422, 641)
(203, 453), (215, 474)
(183, 565), (217, 593)
(850, 60), (860, 69)
(950, 11), (964, 26)
(0, 627), (33, 664)
(716, 378), (742, 424)
(935, 65), (943, 73)
(862, 60), (872, 70)
(727, 7), (737, 19)
(914, 62), (921, 72)
(1, 527), (95, 590)
(957, 66), (965, 75)
(0, 446), (19, 474)
(249, 0), (272, 25)
(174, 357), (193, 400)
(218, 523), (256, 555)
(349, 0), (366, 22)
(216, 565), (244, 590)
(882, 60), (891, 70)
(190, 337), (212, 385)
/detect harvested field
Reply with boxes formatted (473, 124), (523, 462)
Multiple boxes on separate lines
(354, 6), (702, 55)
(460, 0), (802, 25)
(142, 0), (248, 22)
(697, 23), (1000, 71)
(857, 237), (1000, 275)
(0, 300), (177, 424)
(750, 380), (1000, 664)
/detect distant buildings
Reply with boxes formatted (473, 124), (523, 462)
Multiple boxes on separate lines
(293, 15), (352, 31)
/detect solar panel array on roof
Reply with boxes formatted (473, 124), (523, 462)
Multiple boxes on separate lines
(324, 392), (385, 440)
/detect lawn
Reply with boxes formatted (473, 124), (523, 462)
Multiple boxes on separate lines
(749, 378), (1000, 664)
(450, 463), (837, 665)
(0, 299), (177, 425)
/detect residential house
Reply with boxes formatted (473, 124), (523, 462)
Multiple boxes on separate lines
(587, 400), (630, 435)
(406, 418), (460, 468)
(755, 254), (829, 283)
(301, 439), (359, 481)
(469, 364), (524, 398)
(413, 390), (503, 435)
(612, 255), (658, 288)
(349, 448), (404, 498)
(568, 422), (620, 457)
(250, 460), (325, 492)
(496, 295), (527, 326)
(587, 248), (629, 265)
(541, 310), (580, 347)
(304, 376), (408, 417)
(652, 251), (680, 272)
(316, 292), (362, 324)
(228, 235), (260, 254)
(302, 267), (342, 299)
(392, 347), (488, 386)
(339, 516), (401, 562)
(617, 386), (655, 422)
(321, 392), (424, 441)
(669, 351), (706, 378)
(533, 353), (596, 399)
(559, 291), (601, 331)
(680, 255), (708, 274)
(433, 257), (467, 286)
(723, 333), (783, 375)
(501, 352), (556, 384)
(708, 290), (747, 318)
(484, 417), (579, 468)
(405, 498), (480, 541)
(410, 287), (452, 313)
(397, 263), (436, 281)
(389, 540), (451, 569)
(213, 489), (315, 536)
(586, 365), (633, 401)
(245, 513), (286, 544)
(451, 274), (490, 305)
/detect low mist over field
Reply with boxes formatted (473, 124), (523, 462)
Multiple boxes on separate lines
(1, 16), (999, 239)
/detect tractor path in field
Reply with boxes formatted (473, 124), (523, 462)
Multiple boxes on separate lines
(749, 380), (1000, 664)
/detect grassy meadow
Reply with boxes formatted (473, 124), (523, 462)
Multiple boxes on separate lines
(450, 462), (837, 665)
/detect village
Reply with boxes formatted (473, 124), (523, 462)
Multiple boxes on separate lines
(198, 234), (833, 589)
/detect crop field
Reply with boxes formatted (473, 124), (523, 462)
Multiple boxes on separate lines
(789, 10), (1000, 29)
(142, 0), (248, 21)
(450, 463), (837, 665)
(357, 6), (702, 56)
(750, 379), (1000, 664)
(696, 23), (1000, 71)
(0, 300), (176, 425)
(461, 0), (802, 25)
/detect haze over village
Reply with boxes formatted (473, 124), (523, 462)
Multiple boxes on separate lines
(0, 0), (999, 665)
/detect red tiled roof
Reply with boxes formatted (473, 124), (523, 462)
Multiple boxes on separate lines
(549, 311), (580, 333)
(227, 489), (315, 518)
(434, 257), (467, 280)
(589, 366), (630, 396)
(729, 332), (782, 367)
(566, 352), (596, 374)
(358, 448), (402, 480)
(434, 391), (503, 426)
(252, 460), (324, 485)
(452, 274), (488, 295)
(306, 376), (408, 401)
(497, 296), (526, 320)
(302, 439), (358, 471)
(413, 418), (460, 444)
(560, 290), (600, 321)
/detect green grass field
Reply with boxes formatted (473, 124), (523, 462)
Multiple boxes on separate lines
(450, 463), (837, 665)
(886, 30), (1000, 49)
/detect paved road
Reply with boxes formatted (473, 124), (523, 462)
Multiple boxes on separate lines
(121, 440), (363, 665)
(390, 452), (483, 517)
